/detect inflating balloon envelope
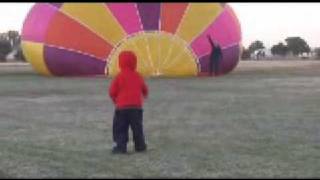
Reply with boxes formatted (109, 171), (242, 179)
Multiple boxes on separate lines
(21, 3), (241, 77)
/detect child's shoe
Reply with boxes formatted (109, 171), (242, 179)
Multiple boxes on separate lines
(112, 146), (127, 154)
(135, 144), (147, 153)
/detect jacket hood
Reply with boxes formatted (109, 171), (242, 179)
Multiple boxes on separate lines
(119, 51), (137, 71)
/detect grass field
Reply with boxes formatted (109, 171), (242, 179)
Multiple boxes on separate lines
(0, 61), (320, 178)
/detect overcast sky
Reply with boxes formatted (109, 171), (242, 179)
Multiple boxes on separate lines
(0, 3), (320, 49)
(231, 3), (320, 48)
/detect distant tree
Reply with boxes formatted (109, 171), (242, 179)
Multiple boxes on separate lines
(0, 30), (26, 62)
(285, 37), (310, 56)
(0, 36), (11, 61)
(248, 40), (265, 54)
(13, 34), (26, 62)
(7, 30), (20, 48)
(271, 42), (288, 56)
(241, 46), (251, 60)
(314, 47), (320, 60)
(15, 46), (26, 62)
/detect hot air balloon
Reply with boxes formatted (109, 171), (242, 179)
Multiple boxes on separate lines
(21, 3), (241, 77)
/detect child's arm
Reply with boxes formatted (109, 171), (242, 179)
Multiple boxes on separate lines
(109, 77), (119, 103)
(142, 79), (148, 99)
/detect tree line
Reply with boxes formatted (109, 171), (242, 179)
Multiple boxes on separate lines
(242, 37), (320, 60)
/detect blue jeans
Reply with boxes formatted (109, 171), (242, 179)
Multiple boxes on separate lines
(112, 108), (146, 151)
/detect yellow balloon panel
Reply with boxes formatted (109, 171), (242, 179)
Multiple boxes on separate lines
(21, 41), (51, 76)
(176, 3), (223, 43)
(107, 32), (198, 77)
(158, 34), (175, 68)
(162, 49), (198, 76)
(128, 41), (152, 75)
(161, 36), (187, 69)
(61, 3), (126, 46)
(108, 38), (153, 77)
(132, 36), (154, 75)
(145, 34), (160, 71)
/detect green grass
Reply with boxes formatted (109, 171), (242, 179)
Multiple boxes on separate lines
(0, 62), (320, 178)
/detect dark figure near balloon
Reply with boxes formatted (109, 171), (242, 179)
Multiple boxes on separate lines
(207, 35), (223, 76)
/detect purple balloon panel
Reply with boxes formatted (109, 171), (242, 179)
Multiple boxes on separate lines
(44, 46), (107, 76)
(137, 3), (161, 31)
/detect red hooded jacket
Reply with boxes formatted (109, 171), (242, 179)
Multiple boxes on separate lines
(109, 51), (148, 109)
